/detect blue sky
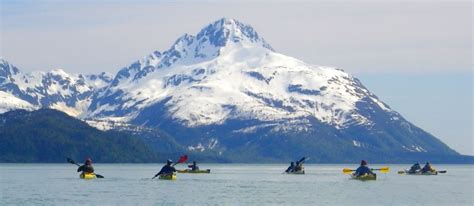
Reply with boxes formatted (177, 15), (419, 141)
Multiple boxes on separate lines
(358, 73), (472, 155)
(1, 0), (472, 154)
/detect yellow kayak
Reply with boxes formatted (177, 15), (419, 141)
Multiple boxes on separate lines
(158, 173), (177, 180)
(351, 173), (376, 181)
(177, 169), (211, 174)
(80, 173), (97, 179)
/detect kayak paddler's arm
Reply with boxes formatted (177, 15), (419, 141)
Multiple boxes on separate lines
(77, 165), (83, 172)
(155, 167), (165, 177)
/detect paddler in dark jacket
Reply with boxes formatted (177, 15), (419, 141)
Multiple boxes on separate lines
(77, 158), (94, 174)
(420, 162), (435, 173)
(354, 160), (375, 177)
(188, 161), (200, 171)
(408, 162), (421, 174)
(154, 159), (176, 177)
(285, 162), (295, 173)
(293, 160), (304, 172)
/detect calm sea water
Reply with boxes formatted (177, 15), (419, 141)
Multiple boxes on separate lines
(0, 164), (472, 205)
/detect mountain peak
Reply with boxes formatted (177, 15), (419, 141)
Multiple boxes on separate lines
(152, 18), (274, 70)
(49, 68), (70, 77)
(0, 58), (21, 78)
(0, 57), (8, 65)
(196, 18), (274, 51)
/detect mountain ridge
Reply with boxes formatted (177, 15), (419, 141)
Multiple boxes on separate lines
(0, 18), (463, 162)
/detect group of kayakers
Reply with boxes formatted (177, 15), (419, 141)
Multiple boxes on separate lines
(74, 157), (441, 179)
(283, 158), (379, 177)
(152, 160), (201, 178)
(285, 161), (304, 173)
(75, 158), (202, 178)
(407, 162), (435, 174)
(284, 157), (307, 174)
(283, 158), (378, 177)
(283, 158), (441, 178)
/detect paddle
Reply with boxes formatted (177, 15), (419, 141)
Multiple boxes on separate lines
(66, 158), (104, 178)
(342, 167), (390, 174)
(152, 155), (188, 179)
(172, 155), (188, 166)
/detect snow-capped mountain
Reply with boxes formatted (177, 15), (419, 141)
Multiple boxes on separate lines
(0, 18), (458, 161)
(89, 18), (380, 128)
(0, 58), (112, 116)
(85, 18), (456, 160)
(90, 19), (378, 127)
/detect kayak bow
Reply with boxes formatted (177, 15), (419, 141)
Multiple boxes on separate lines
(80, 173), (97, 179)
(351, 173), (376, 181)
(158, 173), (177, 180)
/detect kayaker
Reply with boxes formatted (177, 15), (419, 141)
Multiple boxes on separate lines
(354, 160), (375, 177)
(188, 161), (200, 171)
(154, 159), (176, 177)
(285, 162), (295, 173)
(420, 162), (435, 173)
(77, 158), (94, 174)
(408, 162), (421, 174)
(293, 160), (304, 172)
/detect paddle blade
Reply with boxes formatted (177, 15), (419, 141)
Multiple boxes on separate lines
(438, 170), (447, 173)
(397, 171), (406, 174)
(342, 168), (354, 174)
(379, 167), (390, 173)
(96, 174), (105, 178)
(177, 155), (188, 163)
(67, 157), (81, 166)
(66, 158), (75, 164)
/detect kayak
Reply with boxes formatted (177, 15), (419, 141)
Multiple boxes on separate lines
(177, 169), (211, 174)
(351, 173), (376, 181)
(286, 170), (305, 174)
(80, 173), (96, 179)
(404, 170), (438, 175)
(158, 173), (177, 180)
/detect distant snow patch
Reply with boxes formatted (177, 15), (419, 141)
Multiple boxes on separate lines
(208, 138), (218, 149)
(85, 119), (137, 131)
(188, 143), (205, 152)
(402, 145), (428, 152)
(188, 138), (219, 152)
